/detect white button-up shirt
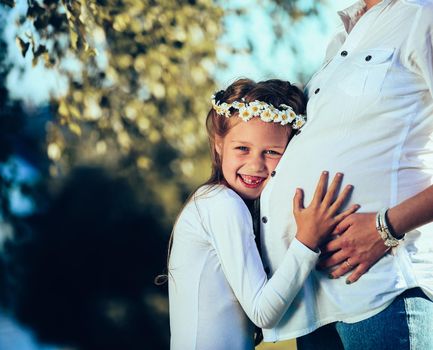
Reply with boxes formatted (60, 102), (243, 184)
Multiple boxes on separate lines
(260, 0), (433, 341)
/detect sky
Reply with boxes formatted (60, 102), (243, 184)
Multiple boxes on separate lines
(216, 0), (353, 86)
(3, 0), (354, 105)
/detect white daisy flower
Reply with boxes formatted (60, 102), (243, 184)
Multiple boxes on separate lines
(279, 111), (291, 125)
(272, 109), (282, 123)
(287, 109), (297, 122)
(260, 109), (274, 122)
(232, 101), (245, 109)
(292, 116), (306, 129)
(249, 102), (262, 116)
(215, 105), (225, 115)
(278, 110), (295, 124)
(219, 102), (231, 116)
(239, 106), (253, 121)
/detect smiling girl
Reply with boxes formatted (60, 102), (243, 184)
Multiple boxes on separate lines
(168, 79), (358, 350)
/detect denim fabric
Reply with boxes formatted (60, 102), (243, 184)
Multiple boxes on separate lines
(297, 288), (433, 350)
(297, 323), (343, 350)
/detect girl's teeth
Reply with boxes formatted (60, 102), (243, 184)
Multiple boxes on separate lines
(241, 175), (264, 184)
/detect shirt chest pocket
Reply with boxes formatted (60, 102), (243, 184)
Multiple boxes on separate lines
(337, 48), (395, 98)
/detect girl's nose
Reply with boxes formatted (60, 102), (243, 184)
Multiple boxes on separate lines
(248, 155), (266, 172)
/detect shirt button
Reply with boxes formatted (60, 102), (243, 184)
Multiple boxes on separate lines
(365, 55), (372, 61)
(314, 88), (320, 94)
(271, 170), (276, 177)
(341, 50), (348, 57)
(262, 216), (268, 224)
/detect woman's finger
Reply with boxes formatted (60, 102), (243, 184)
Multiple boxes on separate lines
(322, 173), (343, 207)
(333, 204), (360, 223)
(346, 263), (369, 284)
(317, 248), (347, 269)
(319, 238), (341, 255)
(311, 171), (329, 205)
(328, 258), (358, 279)
(319, 221), (349, 254)
(293, 188), (304, 213)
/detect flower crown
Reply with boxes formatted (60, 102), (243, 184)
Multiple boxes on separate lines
(211, 94), (306, 130)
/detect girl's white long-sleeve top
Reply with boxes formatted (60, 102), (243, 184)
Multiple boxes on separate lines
(169, 185), (319, 350)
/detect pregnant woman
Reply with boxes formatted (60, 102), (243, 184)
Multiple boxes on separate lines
(259, 0), (433, 348)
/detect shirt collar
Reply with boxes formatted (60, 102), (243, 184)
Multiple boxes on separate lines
(337, 0), (394, 33)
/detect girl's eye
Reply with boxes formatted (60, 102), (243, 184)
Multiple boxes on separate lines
(236, 146), (249, 152)
(264, 150), (282, 156)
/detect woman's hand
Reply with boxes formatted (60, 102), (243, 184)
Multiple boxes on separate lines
(317, 213), (389, 284)
(293, 171), (359, 251)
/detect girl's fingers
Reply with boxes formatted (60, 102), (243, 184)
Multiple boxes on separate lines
(329, 184), (354, 214)
(312, 171), (329, 205)
(333, 204), (360, 223)
(322, 173), (343, 207)
(293, 188), (304, 213)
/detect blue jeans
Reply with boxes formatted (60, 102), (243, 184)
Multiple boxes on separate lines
(297, 288), (433, 350)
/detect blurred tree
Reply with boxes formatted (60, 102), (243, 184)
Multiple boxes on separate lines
(2, 0), (224, 220)
(1, 166), (170, 350)
(0, 16), (36, 223)
(0, 13), (53, 226)
(0, 0), (322, 220)
(1, 17), (171, 348)
(1, 15), (19, 220)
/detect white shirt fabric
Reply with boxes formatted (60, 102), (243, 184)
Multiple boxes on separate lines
(260, 0), (433, 342)
(168, 185), (319, 350)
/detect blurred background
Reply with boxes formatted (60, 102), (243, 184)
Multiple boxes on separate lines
(0, 0), (352, 349)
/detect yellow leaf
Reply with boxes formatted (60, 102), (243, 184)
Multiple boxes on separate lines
(58, 100), (69, 117)
(68, 123), (82, 136)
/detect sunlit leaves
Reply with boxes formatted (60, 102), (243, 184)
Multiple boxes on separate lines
(47, 142), (62, 161)
(5, 0), (319, 220)
(47, 1), (224, 205)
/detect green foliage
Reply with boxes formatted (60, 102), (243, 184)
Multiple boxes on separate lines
(3, 0), (323, 221)
(7, 0), (223, 219)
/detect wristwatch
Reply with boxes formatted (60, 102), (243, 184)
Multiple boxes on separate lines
(375, 208), (404, 248)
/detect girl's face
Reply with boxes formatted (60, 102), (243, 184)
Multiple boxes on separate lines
(216, 118), (291, 200)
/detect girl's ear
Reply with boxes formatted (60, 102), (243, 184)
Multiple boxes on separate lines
(215, 136), (223, 156)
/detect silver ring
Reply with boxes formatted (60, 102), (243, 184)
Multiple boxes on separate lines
(344, 259), (353, 269)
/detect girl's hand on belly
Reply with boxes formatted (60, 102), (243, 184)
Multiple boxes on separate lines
(294, 171), (359, 251)
(317, 212), (389, 284)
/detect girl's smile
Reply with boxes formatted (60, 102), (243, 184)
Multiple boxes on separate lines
(238, 174), (266, 188)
